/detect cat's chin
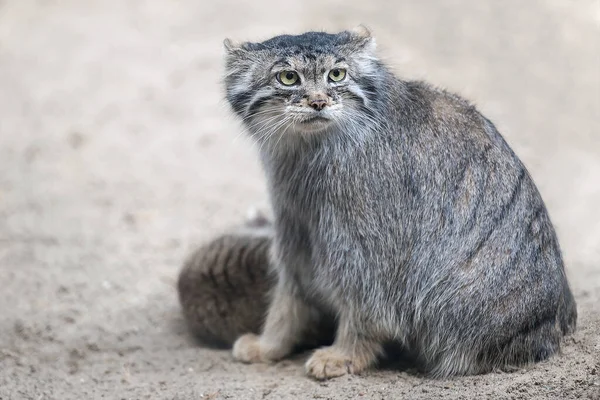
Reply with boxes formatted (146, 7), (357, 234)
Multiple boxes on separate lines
(293, 117), (333, 134)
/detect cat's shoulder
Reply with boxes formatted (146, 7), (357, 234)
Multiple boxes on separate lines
(394, 80), (496, 141)
(403, 80), (480, 121)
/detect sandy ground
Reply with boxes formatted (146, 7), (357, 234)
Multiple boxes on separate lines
(0, 1), (599, 399)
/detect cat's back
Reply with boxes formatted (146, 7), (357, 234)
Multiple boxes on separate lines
(384, 81), (576, 331)
(379, 80), (534, 216)
(385, 81), (558, 256)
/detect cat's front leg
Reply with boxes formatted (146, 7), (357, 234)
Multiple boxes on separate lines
(232, 271), (311, 363)
(305, 312), (384, 380)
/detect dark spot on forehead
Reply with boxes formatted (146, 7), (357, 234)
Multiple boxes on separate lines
(244, 31), (352, 55)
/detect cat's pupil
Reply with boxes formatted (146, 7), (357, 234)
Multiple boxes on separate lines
(332, 70), (340, 77)
(286, 72), (294, 80)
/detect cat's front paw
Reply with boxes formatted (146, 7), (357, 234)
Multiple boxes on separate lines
(305, 347), (354, 380)
(232, 333), (287, 363)
(232, 333), (264, 363)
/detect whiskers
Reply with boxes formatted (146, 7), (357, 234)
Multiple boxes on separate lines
(328, 103), (385, 149)
(236, 101), (385, 158)
(246, 109), (296, 157)
(232, 106), (281, 144)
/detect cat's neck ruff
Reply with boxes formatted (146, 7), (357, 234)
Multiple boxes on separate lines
(255, 120), (372, 163)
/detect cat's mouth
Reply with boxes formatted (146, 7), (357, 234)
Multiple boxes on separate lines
(300, 115), (331, 124)
(295, 115), (333, 133)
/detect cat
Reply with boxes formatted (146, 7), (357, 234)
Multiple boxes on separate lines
(178, 209), (334, 348)
(222, 26), (577, 380)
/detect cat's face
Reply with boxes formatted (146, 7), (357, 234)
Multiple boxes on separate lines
(224, 27), (380, 140)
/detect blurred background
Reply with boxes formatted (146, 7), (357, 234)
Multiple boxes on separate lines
(1, 1), (598, 399)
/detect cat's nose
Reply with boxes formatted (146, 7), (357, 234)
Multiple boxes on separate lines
(308, 94), (329, 111)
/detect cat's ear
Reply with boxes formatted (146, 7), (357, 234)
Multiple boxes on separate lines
(223, 38), (252, 77)
(223, 38), (251, 79)
(223, 38), (241, 52)
(223, 38), (249, 60)
(350, 25), (377, 54)
(351, 24), (372, 40)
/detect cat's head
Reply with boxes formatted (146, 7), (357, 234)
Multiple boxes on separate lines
(223, 27), (381, 140)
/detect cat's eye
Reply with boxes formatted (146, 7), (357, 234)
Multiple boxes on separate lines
(328, 68), (346, 82)
(278, 70), (299, 86)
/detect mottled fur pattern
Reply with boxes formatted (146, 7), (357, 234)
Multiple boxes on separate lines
(223, 27), (577, 379)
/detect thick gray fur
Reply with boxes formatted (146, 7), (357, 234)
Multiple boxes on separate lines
(223, 27), (577, 378)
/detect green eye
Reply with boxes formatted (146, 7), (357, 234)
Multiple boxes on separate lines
(328, 68), (346, 82)
(278, 70), (299, 86)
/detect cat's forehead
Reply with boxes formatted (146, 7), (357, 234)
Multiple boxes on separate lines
(244, 31), (354, 56)
(224, 28), (376, 76)
(274, 53), (341, 73)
